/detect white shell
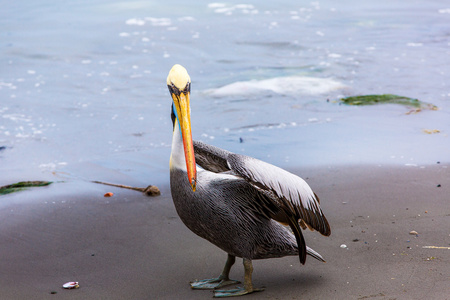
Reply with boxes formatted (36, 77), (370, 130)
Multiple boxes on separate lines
(62, 281), (79, 289)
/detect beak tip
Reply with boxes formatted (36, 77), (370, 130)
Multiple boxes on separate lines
(191, 178), (197, 192)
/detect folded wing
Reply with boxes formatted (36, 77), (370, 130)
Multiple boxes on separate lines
(227, 154), (331, 237)
(193, 140), (331, 264)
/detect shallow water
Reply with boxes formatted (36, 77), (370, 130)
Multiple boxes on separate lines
(1, 0), (449, 186)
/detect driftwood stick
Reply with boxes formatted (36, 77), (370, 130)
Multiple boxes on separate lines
(92, 181), (161, 196)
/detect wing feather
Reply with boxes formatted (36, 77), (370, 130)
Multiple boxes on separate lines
(192, 140), (331, 237)
(227, 153), (331, 237)
(193, 140), (231, 173)
(191, 141), (330, 263)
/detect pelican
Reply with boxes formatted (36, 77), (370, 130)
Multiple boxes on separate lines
(167, 64), (331, 297)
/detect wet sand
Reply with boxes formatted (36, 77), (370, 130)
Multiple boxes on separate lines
(0, 164), (448, 299)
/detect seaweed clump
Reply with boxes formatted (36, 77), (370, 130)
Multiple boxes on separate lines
(341, 94), (437, 113)
(0, 181), (52, 195)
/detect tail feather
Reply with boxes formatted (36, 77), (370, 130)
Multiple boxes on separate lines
(281, 210), (326, 264)
(306, 246), (326, 262)
(286, 214), (307, 265)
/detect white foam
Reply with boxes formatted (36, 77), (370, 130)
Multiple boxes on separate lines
(208, 3), (226, 8)
(328, 53), (341, 58)
(316, 31), (325, 36)
(0, 82), (17, 90)
(209, 3), (258, 15)
(3, 114), (31, 122)
(214, 7), (233, 14)
(145, 17), (171, 26)
(178, 16), (195, 21)
(206, 76), (346, 97)
(39, 163), (57, 171)
(125, 18), (146, 26)
(126, 17), (171, 26)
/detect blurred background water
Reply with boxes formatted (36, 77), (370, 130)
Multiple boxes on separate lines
(1, 0), (449, 188)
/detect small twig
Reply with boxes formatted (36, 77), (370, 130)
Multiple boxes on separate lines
(92, 181), (161, 196)
(92, 181), (142, 191)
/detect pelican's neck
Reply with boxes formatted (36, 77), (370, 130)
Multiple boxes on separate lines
(170, 118), (187, 172)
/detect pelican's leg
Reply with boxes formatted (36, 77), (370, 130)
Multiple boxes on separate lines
(214, 258), (264, 297)
(191, 254), (240, 290)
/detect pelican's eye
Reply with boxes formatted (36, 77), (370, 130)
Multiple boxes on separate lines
(168, 83), (181, 96)
(183, 82), (190, 93)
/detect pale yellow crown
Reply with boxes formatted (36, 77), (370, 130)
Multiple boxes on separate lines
(167, 64), (191, 90)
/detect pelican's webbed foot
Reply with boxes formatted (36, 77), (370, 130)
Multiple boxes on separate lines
(213, 258), (264, 298)
(214, 286), (264, 297)
(191, 254), (240, 290)
(191, 277), (240, 290)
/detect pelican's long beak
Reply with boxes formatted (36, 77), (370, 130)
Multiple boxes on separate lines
(168, 65), (197, 191)
(171, 91), (197, 191)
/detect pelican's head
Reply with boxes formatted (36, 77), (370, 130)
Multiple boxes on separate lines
(167, 64), (196, 191)
(167, 64), (191, 93)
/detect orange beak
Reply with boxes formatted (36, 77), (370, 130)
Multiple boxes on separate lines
(171, 91), (197, 191)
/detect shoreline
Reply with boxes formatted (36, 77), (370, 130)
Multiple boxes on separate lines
(0, 164), (448, 299)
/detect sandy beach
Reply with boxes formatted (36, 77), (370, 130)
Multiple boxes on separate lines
(0, 164), (448, 300)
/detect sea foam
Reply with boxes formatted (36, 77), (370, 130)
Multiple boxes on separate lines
(206, 76), (346, 97)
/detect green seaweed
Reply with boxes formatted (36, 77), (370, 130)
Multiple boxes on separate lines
(0, 181), (52, 195)
(341, 94), (437, 111)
